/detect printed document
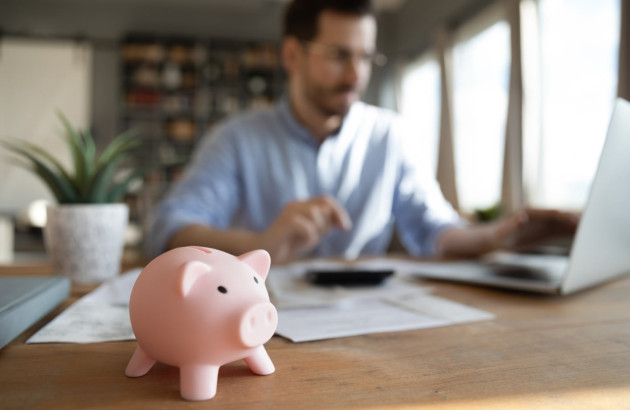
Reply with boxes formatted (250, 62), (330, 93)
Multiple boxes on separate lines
(27, 258), (494, 344)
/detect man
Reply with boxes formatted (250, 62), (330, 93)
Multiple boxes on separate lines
(145, 0), (576, 263)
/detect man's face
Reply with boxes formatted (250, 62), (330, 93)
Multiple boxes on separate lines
(297, 10), (377, 117)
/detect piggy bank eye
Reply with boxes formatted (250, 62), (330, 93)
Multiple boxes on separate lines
(217, 286), (227, 294)
(253, 276), (259, 284)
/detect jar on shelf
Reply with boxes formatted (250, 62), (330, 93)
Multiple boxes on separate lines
(162, 62), (182, 89)
(166, 118), (196, 143)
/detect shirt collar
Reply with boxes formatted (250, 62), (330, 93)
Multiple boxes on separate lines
(277, 96), (360, 146)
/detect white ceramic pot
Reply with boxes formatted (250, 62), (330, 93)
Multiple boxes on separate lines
(44, 204), (129, 284)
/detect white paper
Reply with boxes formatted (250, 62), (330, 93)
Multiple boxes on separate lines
(276, 297), (442, 342)
(270, 259), (495, 343)
(83, 268), (141, 305)
(275, 293), (494, 343)
(27, 258), (496, 344)
(26, 269), (141, 344)
(26, 301), (135, 343)
(267, 259), (432, 309)
(384, 293), (495, 324)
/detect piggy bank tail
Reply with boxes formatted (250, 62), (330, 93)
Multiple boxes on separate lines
(125, 345), (157, 377)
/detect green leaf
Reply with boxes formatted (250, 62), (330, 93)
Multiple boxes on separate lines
(91, 139), (142, 188)
(82, 128), (97, 179)
(95, 128), (140, 169)
(5, 138), (75, 187)
(0, 140), (78, 203)
(107, 167), (150, 202)
(87, 136), (143, 202)
(3, 112), (150, 204)
(2, 156), (31, 172)
(85, 155), (127, 203)
(56, 110), (88, 190)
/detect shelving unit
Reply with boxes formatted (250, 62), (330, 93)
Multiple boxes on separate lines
(119, 34), (285, 229)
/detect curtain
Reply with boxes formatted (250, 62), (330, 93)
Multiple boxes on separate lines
(619, 0), (630, 100)
(501, 0), (525, 214)
(404, 0), (627, 214)
(435, 28), (459, 210)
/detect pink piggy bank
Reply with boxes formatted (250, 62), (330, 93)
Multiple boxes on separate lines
(125, 246), (278, 401)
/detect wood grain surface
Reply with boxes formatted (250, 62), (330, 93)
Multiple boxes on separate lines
(1, 263), (629, 409)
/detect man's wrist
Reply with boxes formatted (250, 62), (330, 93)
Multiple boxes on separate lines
(247, 231), (267, 252)
(482, 222), (504, 253)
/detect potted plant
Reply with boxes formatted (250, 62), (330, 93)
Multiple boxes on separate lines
(1, 112), (145, 283)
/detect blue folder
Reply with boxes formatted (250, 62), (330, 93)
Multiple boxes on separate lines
(0, 276), (70, 349)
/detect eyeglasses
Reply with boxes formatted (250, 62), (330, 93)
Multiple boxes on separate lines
(301, 41), (388, 68)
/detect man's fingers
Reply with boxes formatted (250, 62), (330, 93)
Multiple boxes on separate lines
(523, 208), (579, 235)
(317, 196), (352, 230)
(291, 196), (352, 232)
(497, 208), (580, 251)
(289, 214), (321, 253)
(302, 206), (329, 236)
(496, 214), (523, 248)
(330, 205), (352, 230)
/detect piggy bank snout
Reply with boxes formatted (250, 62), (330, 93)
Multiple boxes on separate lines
(239, 303), (278, 348)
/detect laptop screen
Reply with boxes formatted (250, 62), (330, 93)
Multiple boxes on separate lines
(561, 98), (630, 294)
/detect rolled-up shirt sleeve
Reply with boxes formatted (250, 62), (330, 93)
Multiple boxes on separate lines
(391, 119), (464, 257)
(144, 124), (241, 258)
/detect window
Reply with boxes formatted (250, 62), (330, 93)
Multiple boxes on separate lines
(525, 0), (621, 209)
(399, 52), (441, 175)
(397, 0), (623, 215)
(452, 7), (511, 213)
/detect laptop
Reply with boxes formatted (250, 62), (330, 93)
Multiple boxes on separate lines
(415, 98), (630, 295)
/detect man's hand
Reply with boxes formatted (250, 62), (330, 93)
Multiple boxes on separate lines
(494, 208), (579, 251)
(259, 196), (352, 263)
(437, 208), (579, 259)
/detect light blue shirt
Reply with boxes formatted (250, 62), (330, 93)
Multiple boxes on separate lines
(146, 98), (461, 259)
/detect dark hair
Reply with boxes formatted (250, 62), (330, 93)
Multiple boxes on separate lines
(283, 0), (375, 41)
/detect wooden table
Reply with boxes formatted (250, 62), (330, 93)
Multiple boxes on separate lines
(1, 263), (629, 409)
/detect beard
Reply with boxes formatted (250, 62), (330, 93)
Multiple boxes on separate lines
(304, 81), (362, 117)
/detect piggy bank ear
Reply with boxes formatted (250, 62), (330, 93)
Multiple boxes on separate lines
(238, 249), (271, 280)
(177, 260), (212, 297)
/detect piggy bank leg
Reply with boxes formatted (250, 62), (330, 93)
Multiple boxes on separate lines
(125, 345), (157, 377)
(180, 365), (219, 401)
(244, 345), (275, 375)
